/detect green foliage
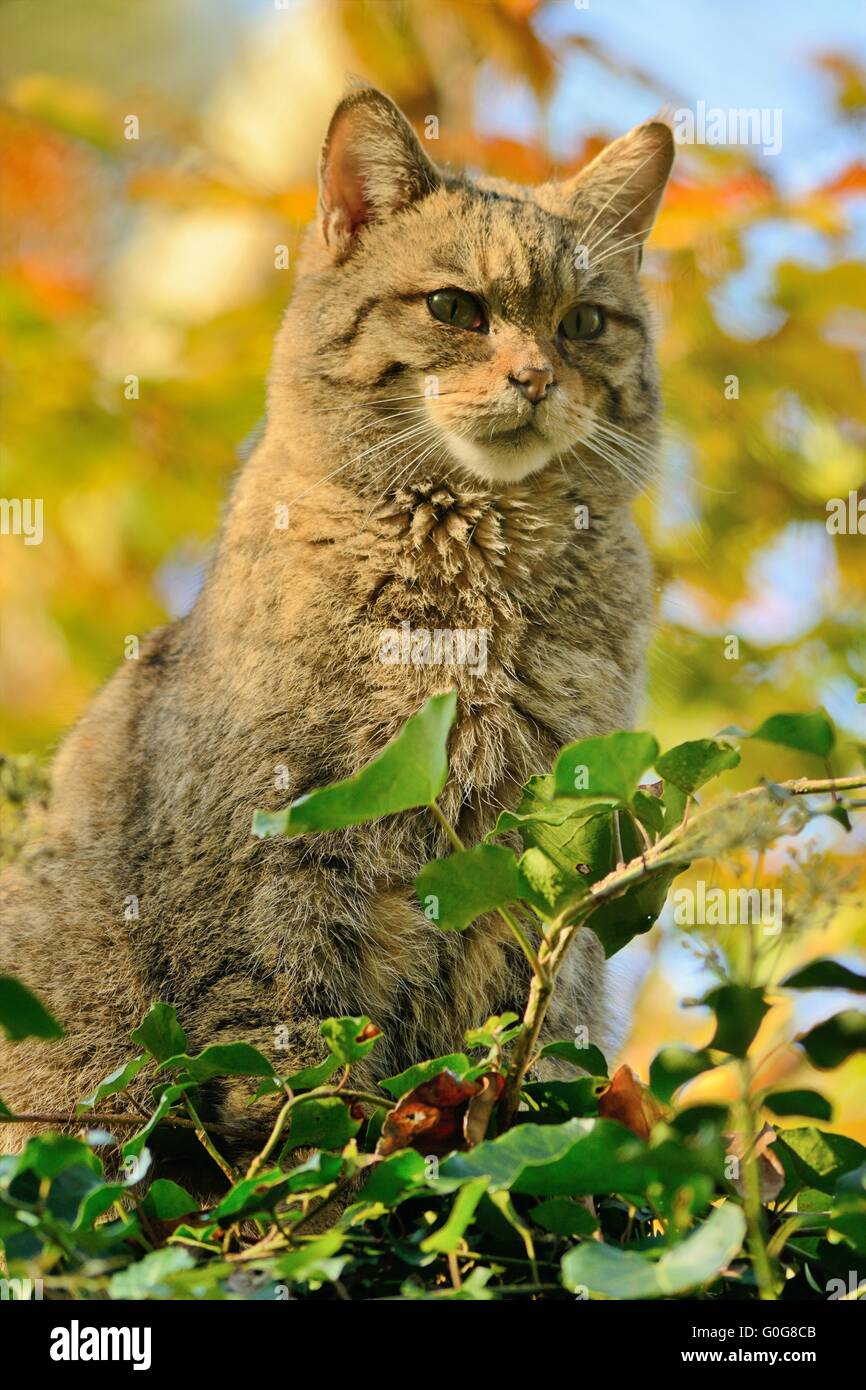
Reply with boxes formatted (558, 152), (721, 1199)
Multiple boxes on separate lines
(252, 691), (456, 837)
(749, 711), (836, 760)
(702, 984), (770, 1059)
(158, 1043), (278, 1084)
(764, 1090), (833, 1121)
(783, 960), (866, 992)
(799, 1011), (866, 1069)
(553, 730), (658, 804)
(416, 845), (521, 931)
(130, 1003), (187, 1063)
(2, 699), (865, 1301)
(655, 739), (741, 795)
(562, 1202), (746, 1299)
(649, 1046), (715, 1105)
(0, 976), (63, 1041)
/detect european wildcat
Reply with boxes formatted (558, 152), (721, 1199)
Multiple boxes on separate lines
(0, 87), (673, 1174)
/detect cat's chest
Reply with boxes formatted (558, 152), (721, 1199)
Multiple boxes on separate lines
(354, 481), (575, 636)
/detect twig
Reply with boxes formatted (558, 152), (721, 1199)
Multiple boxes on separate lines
(184, 1095), (236, 1185)
(0, 1110), (244, 1135)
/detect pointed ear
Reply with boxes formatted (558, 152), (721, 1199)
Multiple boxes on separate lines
(318, 87), (440, 260)
(556, 121), (674, 255)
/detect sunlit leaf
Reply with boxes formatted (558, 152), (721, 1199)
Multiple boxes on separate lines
(656, 738), (740, 794)
(415, 844), (521, 931)
(253, 691), (457, 836)
(554, 731), (659, 805)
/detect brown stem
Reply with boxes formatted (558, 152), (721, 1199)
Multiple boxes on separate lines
(184, 1095), (236, 1185)
(499, 961), (553, 1128)
(0, 1110), (243, 1134)
(1, 1088), (391, 1142)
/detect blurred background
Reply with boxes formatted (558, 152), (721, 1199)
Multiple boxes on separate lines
(1, 0), (865, 1135)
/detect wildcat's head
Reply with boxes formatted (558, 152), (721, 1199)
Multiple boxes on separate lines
(272, 86), (673, 495)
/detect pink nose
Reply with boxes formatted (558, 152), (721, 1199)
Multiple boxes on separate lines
(509, 365), (554, 404)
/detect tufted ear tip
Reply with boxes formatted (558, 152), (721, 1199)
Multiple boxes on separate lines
(553, 118), (674, 250)
(638, 119), (675, 160)
(318, 86), (440, 260)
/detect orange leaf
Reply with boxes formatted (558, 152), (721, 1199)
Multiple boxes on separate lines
(376, 1069), (498, 1157)
(598, 1064), (667, 1140)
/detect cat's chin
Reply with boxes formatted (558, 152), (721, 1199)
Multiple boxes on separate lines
(442, 428), (555, 486)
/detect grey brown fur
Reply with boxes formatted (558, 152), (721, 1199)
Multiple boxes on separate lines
(0, 88), (673, 1177)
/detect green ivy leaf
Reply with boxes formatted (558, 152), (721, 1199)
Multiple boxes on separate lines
(783, 960), (866, 992)
(213, 1170), (295, 1222)
(361, 1150), (427, 1206)
(531, 1196), (598, 1237)
(764, 1089), (833, 1121)
(496, 778), (618, 895)
(538, 1041), (609, 1077)
(253, 690), (457, 837)
(798, 1011), (866, 1069)
(281, 1097), (360, 1152)
(702, 984), (769, 1058)
(633, 788), (665, 835)
(465, 1013), (520, 1050)
(319, 1015), (380, 1065)
(158, 1042), (278, 1083)
(130, 1003), (187, 1064)
(776, 1128), (866, 1193)
(586, 865), (679, 959)
(517, 846), (585, 917)
(522, 1077), (609, 1122)
(380, 1054), (472, 1099)
(73, 1178), (132, 1231)
(749, 710), (836, 759)
(420, 1176), (489, 1253)
(487, 786), (615, 841)
(415, 844), (521, 931)
(282, 1151), (345, 1193)
(649, 1045), (715, 1104)
(561, 1201), (745, 1299)
(282, 1054), (342, 1090)
(554, 731), (659, 805)
(660, 782), (688, 835)
(441, 1117), (722, 1197)
(76, 1055), (149, 1114)
(655, 738), (740, 794)
(141, 1179), (198, 1221)
(0, 976), (63, 1041)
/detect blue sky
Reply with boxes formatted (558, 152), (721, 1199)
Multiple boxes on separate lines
(229, 2), (866, 192)
(502, 0), (866, 189)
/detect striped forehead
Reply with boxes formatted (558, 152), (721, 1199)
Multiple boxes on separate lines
(434, 185), (575, 320)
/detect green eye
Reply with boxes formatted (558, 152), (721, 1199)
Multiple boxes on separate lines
(427, 288), (486, 331)
(559, 304), (605, 341)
